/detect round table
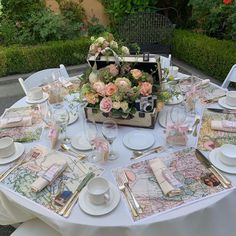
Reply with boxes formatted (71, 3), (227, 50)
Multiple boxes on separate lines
(0, 80), (235, 236)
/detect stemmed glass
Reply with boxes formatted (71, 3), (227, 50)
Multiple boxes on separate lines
(53, 107), (70, 144)
(170, 105), (187, 125)
(101, 119), (118, 160)
(84, 120), (99, 162)
(39, 101), (54, 127)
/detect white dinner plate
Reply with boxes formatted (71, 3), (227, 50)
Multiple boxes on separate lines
(0, 143), (25, 165)
(79, 182), (120, 216)
(26, 92), (49, 104)
(209, 148), (236, 174)
(123, 131), (155, 150)
(165, 95), (184, 105)
(71, 135), (92, 151)
(218, 97), (236, 110)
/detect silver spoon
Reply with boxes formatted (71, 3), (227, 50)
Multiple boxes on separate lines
(61, 144), (87, 159)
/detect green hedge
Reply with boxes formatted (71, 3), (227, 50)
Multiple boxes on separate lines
(172, 29), (236, 82)
(0, 37), (90, 77)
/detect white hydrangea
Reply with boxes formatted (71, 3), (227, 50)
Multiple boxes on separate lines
(121, 46), (130, 55)
(110, 40), (118, 49)
(95, 37), (106, 45)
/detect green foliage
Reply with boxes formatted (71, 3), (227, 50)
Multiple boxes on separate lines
(172, 29), (236, 82)
(1, 0), (45, 21)
(99, 0), (157, 25)
(87, 17), (108, 36)
(0, 0), (86, 45)
(189, 0), (236, 40)
(0, 37), (90, 77)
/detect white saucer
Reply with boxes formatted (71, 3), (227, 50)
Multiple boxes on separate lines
(26, 93), (49, 104)
(158, 109), (168, 128)
(218, 97), (236, 110)
(71, 135), (92, 151)
(209, 148), (236, 174)
(79, 182), (120, 216)
(68, 112), (79, 125)
(123, 131), (155, 150)
(165, 95), (184, 105)
(0, 143), (25, 165)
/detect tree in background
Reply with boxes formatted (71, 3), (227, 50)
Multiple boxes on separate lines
(189, 0), (236, 40)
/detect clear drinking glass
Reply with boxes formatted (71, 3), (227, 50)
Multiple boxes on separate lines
(53, 107), (70, 143)
(101, 119), (118, 160)
(170, 105), (187, 125)
(39, 101), (54, 127)
(84, 120), (99, 163)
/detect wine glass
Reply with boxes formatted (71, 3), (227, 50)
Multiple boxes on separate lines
(84, 120), (99, 162)
(39, 101), (54, 127)
(170, 105), (187, 125)
(101, 119), (118, 160)
(53, 107), (70, 144)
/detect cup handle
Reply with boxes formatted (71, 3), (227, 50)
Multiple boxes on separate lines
(104, 193), (110, 203)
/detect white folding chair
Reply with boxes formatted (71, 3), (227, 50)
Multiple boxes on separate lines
(160, 54), (171, 69)
(22, 64), (69, 90)
(221, 64), (236, 89)
(11, 219), (61, 236)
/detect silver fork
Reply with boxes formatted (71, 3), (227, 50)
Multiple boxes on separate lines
(117, 176), (138, 217)
(120, 171), (143, 214)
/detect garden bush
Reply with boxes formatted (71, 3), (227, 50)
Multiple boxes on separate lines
(172, 29), (236, 82)
(0, 37), (90, 77)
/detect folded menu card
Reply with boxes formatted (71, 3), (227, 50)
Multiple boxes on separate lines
(149, 158), (182, 197)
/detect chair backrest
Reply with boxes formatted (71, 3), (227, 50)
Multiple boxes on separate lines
(23, 64), (69, 90)
(221, 64), (236, 89)
(116, 12), (175, 55)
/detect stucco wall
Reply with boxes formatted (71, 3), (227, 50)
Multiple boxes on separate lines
(46, 0), (109, 25)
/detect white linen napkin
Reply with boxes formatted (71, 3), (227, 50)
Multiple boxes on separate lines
(211, 120), (236, 132)
(0, 116), (32, 128)
(149, 158), (182, 197)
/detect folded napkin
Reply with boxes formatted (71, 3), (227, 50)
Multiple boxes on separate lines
(211, 120), (236, 132)
(196, 79), (210, 88)
(149, 158), (182, 197)
(0, 116), (32, 128)
(31, 162), (67, 192)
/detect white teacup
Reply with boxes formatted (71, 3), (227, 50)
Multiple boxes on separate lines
(225, 91), (236, 107)
(219, 144), (236, 166)
(0, 137), (16, 159)
(169, 66), (179, 77)
(87, 177), (110, 205)
(28, 87), (43, 100)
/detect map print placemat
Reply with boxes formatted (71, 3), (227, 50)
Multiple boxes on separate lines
(197, 109), (236, 151)
(1, 145), (103, 214)
(0, 106), (43, 142)
(113, 148), (232, 222)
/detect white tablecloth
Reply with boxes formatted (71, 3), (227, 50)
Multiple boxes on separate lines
(0, 82), (236, 236)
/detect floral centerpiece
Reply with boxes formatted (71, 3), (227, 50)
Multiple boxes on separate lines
(80, 33), (170, 126)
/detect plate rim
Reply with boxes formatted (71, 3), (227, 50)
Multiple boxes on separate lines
(218, 97), (236, 110)
(0, 142), (25, 165)
(165, 95), (184, 105)
(71, 135), (92, 151)
(209, 148), (236, 174)
(79, 182), (120, 216)
(123, 130), (155, 150)
(25, 92), (49, 104)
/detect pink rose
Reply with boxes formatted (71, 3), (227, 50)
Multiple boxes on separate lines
(100, 97), (113, 113)
(107, 64), (119, 77)
(92, 81), (105, 96)
(130, 69), (142, 80)
(115, 77), (131, 91)
(105, 83), (118, 96)
(140, 82), (152, 96)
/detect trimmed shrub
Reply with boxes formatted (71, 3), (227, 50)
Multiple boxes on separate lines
(172, 29), (236, 82)
(0, 37), (90, 77)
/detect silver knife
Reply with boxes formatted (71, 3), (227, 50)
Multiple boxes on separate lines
(130, 146), (164, 160)
(58, 172), (95, 217)
(207, 108), (236, 114)
(195, 149), (232, 188)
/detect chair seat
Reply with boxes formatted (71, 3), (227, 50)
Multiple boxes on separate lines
(11, 219), (61, 236)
